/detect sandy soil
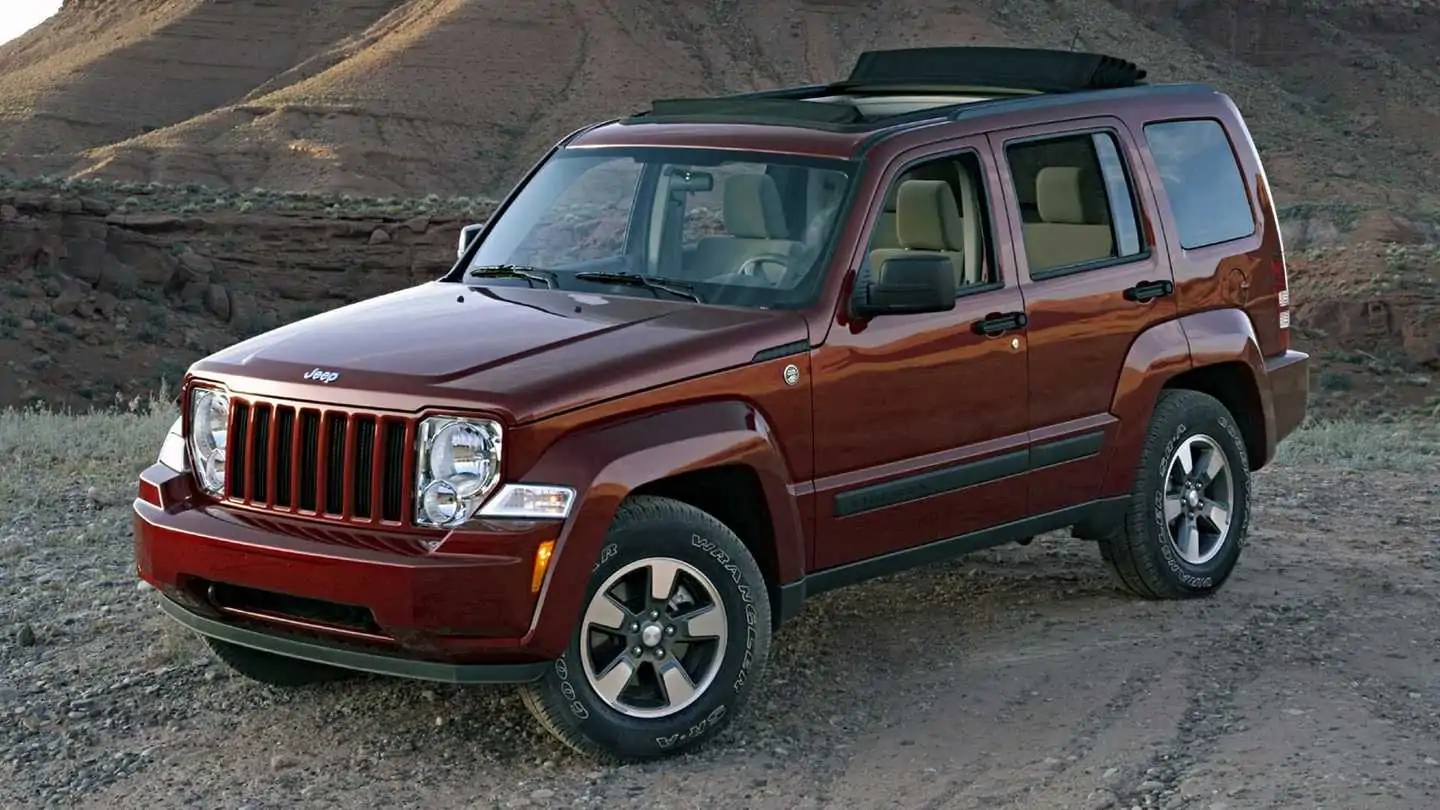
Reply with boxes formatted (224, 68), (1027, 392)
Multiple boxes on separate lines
(2, 427), (1437, 809)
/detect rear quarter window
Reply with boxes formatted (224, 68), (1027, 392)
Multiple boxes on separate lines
(1144, 119), (1256, 250)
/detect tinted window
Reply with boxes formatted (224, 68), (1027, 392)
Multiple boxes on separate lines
(464, 147), (856, 310)
(1144, 119), (1255, 249)
(861, 150), (999, 291)
(1005, 131), (1145, 275)
(506, 158), (643, 268)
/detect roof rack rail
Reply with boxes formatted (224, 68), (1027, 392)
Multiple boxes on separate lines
(642, 97), (864, 124)
(843, 46), (1147, 94)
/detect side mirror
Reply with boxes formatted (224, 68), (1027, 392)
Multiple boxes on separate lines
(457, 223), (485, 260)
(853, 255), (956, 318)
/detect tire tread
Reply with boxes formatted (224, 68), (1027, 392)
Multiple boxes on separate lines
(205, 637), (354, 687)
(1099, 389), (1250, 600)
(518, 494), (771, 762)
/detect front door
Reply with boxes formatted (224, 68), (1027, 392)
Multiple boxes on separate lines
(809, 137), (1032, 571)
(988, 117), (1179, 517)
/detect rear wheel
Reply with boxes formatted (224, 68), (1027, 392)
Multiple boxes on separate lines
(1099, 389), (1252, 599)
(204, 637), (356, 687)
(520, 495), (772, 761)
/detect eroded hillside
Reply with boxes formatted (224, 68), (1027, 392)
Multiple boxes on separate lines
(1, 0), (1436, 213)
(0, 1), (1437, 413)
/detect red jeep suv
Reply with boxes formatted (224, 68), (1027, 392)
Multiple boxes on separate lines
(134, 47), (1309, 760)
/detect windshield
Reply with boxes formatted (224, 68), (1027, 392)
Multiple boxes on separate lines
(459, 146), (856, 308)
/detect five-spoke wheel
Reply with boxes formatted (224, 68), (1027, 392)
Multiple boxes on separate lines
(520, 496), (772, 761)
(580, 558), (728, 719)
(1100, 389), (1252, 599)
(1162, 433), (1235, 566)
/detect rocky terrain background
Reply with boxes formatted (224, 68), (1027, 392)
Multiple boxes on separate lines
(0, 0), (1437, 412)
(1, 4), (1438, 807)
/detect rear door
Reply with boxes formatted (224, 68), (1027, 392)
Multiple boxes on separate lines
(987, 117), (1177, 516)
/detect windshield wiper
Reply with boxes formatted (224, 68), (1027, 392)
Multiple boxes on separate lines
(469, 264), (559, 289)
(573, 271), (703, 303)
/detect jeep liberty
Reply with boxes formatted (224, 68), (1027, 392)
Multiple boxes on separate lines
(134, 47), (1309, 761)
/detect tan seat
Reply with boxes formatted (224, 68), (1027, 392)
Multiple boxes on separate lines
(1020, 166), (1115, 273)
(871, 162), (956, 250)
(688, 174), (799, 281)
(868, 179), (967, 288)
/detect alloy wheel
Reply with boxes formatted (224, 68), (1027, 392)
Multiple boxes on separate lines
(1163, 433), (1235, 566)
(578, 557), (728, 719)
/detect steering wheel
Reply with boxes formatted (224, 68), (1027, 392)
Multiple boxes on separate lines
(734, 252), (793, 285)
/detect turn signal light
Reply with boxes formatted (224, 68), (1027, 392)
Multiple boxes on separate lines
(531, 540), (556, 594)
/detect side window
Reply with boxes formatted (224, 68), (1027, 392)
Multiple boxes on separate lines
(862, 151), (998, 291)
(1144, 119), (1256, 249)
(509, 158), (642, 268)
(1005, 131), (1144, 276)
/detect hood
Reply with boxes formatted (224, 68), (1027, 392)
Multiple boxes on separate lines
(192, 282), (810, 423)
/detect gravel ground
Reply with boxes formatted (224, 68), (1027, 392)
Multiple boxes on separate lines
(2, 416), (1439, 809)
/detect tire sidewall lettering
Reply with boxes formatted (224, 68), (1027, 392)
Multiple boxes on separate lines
(540, 518), (770, 758)
(1149, 406), (1249, 591)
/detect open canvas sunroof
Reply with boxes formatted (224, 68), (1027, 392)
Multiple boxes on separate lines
(845, 46), (1147, 93)
(622, 46), (1150, 131)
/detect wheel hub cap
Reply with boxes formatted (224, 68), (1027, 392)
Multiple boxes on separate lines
(1162, 433), (1236, 566)
(578, 557), (728, 720)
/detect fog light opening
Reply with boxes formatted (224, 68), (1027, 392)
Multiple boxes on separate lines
(421, 479), (461, 526)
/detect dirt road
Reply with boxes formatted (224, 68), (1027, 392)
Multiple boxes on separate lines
(3, 426), (1438, 809)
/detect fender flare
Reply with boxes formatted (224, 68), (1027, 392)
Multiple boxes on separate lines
(518, 400), (806, 657)
(1101, 308), (1269, 496)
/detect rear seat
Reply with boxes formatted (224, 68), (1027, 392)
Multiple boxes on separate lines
(1020, 166), (1115, 273)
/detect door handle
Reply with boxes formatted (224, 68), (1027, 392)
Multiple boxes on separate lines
(1123, 279), (1174, 303)
(971, 310), (1028, 336)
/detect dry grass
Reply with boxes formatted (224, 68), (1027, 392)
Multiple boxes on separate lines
(0, 402), (1434, 518)
(0, 174), (494, 219)
(1273, 417), (1440, 472)
(0, 393), (176, 511)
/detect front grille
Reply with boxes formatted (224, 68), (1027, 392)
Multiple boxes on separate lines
(225, 398), (413, 524)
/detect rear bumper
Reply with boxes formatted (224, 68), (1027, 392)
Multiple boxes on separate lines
(134, 463), (564, 676)
(1265, 349), (1309, 451)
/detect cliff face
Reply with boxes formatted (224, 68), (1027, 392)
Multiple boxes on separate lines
(0, 183), (483, 409)
(0, 1), (1436, 415)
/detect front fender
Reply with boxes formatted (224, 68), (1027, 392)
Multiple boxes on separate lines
(517, 400), (806, 658)
(1101, 308), (1268, 495)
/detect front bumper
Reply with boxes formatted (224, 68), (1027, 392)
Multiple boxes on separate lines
(157, 596), (546, 683)
(134, 463), (563, 679)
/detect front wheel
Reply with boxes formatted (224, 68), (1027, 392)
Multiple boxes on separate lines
(204, 637), (356, 687)
(520, 495), (772, 761)
(1099, 389), (1253, 599)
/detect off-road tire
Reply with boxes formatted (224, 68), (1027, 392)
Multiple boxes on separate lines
(1099, 389), (1253, 599)
(204, 637), (356, 687)
(520, 495), (773, 761)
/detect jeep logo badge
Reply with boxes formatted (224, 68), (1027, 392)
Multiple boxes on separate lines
(303, 368), (340, 384)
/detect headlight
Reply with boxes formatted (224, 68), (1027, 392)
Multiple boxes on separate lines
(415, 416), (502, 527)
(157, 417), (186, 472)
(188, 387), (230, 494)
